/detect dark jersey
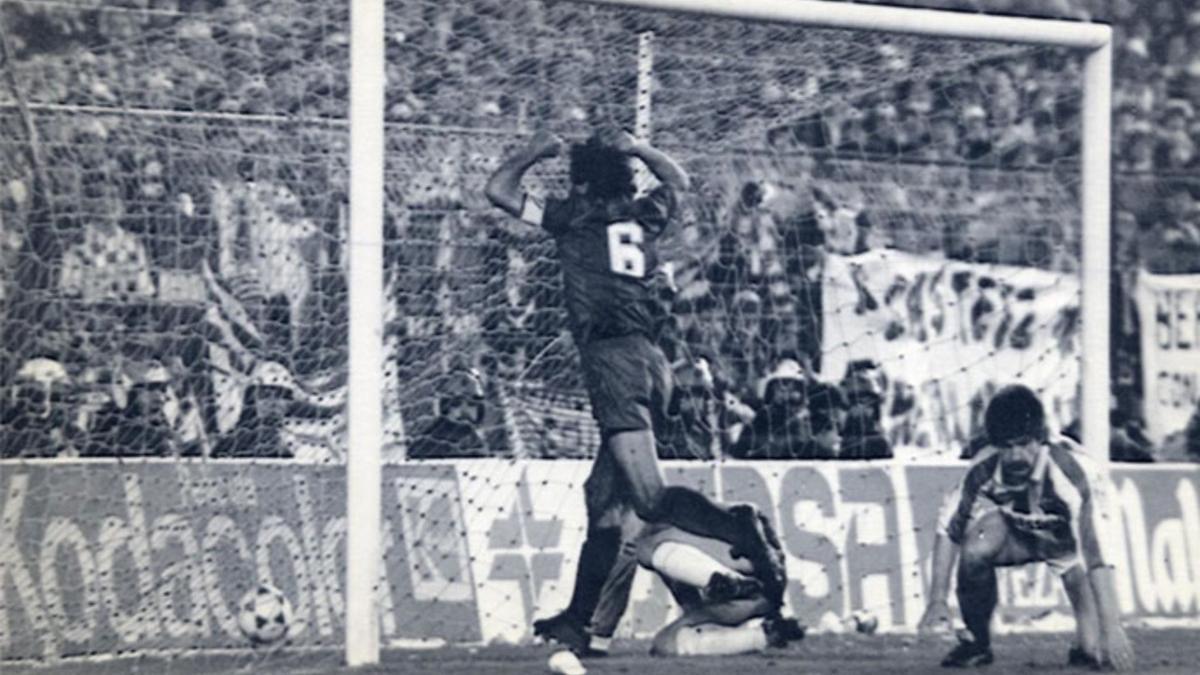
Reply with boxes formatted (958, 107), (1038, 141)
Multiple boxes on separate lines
(523, 186), (676, 346)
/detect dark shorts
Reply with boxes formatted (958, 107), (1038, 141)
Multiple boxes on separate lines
(579, 333), (672, 435)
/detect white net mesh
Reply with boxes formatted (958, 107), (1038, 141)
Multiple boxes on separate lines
(0, 0), (1112, 667)
(385, 0), (1085, 463)
(379, 0), (1091, 649)
(1, 0), (352, 662)
(2, 0), (351, 465)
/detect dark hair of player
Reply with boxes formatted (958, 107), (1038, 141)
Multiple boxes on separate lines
(569, 135), (635, 202)
(984, 383), (1047, 445)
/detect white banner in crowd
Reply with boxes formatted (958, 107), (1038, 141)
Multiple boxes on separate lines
(823, 250), (1082, 455)
(1136, 271), (1200, 444)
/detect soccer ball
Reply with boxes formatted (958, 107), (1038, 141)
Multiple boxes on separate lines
(848, 610), (879, 635)
(237, 584), (293, 644)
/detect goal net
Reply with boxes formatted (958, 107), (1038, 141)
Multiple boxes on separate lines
(0, 0), (1120, 667)
(0, 0), (353, 662)
(386, 0), (1088, 462)
(383, 0), (1096, 645)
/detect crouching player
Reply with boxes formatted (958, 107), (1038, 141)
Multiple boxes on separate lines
(918, 384), (1134, 671)
(636, 511), (804, 657)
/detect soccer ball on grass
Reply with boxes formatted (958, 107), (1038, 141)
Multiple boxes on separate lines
(237, 584), (293, 644)
(846, 609), (879, 635)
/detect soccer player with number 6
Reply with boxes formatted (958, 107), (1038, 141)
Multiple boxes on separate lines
(486, 127), (786, 654)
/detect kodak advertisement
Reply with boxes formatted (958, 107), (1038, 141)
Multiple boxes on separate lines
(2, 460), (1198, 661)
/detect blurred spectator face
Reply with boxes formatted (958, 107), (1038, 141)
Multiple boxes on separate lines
(1163, 138), (1196, 169)
(731, 292), (762, 335)
(1164, 105), (1191, 134)
(1007, 58), (1032, 84)
(1185, 72), (1200, 109)
(128, 381), (170, 418)
(674, 361), (715, 425)
(907, 81), (934, 115)
(443, 394), (483, 426)
(963, 107), (988, 138)
(769, 378), (806, 410)
(1151, 1), (1179, 24)
(992, 70), (1016, 101)
(805, 384), (846, 455)
(1166, 190), (1196, 220)
(841, 362), (885, 426)
(1032, 87), (1058, 114)
(991, 99), (1017, 130)
(1166, 34), (1189, 66)
(252, 386), (291, 424)
(141, 160), (166, 199)
(11, 359), (70, 420)
(843, 393), (881, 438)
(1127, 133), (1155, 170)
(931, 117), (959, 147)
(440, 370), (486, 426)
(841, 118), (867, 147)
(874, 103), (898, 127)
(761, 360), (809, 413)
(810, 415), (842, 456)
(11, 380), (56, 420)
(1032, 111), (1057, 140)
(1112, 0), (1136, 21)
(1115, 107), (1137, 135)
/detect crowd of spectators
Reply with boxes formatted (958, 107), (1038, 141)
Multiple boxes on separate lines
(4, 0), (1200, 174)
(3, 0), (1200, 462)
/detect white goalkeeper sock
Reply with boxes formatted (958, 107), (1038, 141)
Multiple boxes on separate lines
(673, 620), (768, 656)
(650, 541), (734, 589)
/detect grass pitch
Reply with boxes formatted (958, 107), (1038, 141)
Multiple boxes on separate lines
(9, 629), (1199, 675)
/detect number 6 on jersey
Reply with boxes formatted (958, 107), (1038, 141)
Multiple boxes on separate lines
(607, 221), (645, 278)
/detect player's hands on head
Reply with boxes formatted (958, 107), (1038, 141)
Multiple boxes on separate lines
(597, 125), (637, 154)
(917, 600), (953, 636)
(528, 130), (564, 159)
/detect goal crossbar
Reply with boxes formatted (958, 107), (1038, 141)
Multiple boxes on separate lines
(588, 0), (1112, 48)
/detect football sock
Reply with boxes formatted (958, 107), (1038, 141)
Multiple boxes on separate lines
(589, 634), (612, 653)
(956, 561), (997, 648)
(650, 541), (737, 589)
(563, 526), (621, 624)
(655, 487), (742, 546)
(589, 539), (639, 639)
(672, 619), (768, 656)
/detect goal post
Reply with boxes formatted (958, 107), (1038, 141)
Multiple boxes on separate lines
(346, 0), (385, 667)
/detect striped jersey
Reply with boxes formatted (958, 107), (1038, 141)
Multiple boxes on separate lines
(938, 435), (1117, 569)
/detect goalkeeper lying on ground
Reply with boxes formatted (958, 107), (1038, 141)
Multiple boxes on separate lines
(632, 508), (805, 656)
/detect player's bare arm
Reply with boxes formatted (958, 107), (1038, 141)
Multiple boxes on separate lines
(599, 126), (691, 193)
(917, 531), (959, 634)
(1087, 564), (1133, 670)
(485, 130), (565, 218)
(1078, 490), (1135, 671)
